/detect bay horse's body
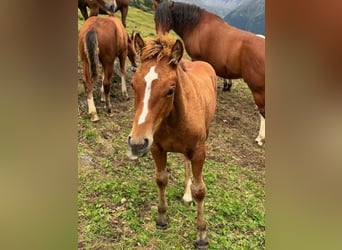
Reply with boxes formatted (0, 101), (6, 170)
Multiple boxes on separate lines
(127, 34), (217, 249)
(154, 1), (266, 146)
(78, 16), (137, 121)
(78, 0), (116, 20)
(78, 0), (129, 28)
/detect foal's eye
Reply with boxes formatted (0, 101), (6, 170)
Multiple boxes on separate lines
(166, 87), (175, 97)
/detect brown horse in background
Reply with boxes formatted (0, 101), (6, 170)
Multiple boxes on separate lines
(154, 1), (266, 146)
(112, 0), (129, 27)
(78, 0), (116, 20)
(78, 0), (130, 28)
(127, 34), (217, 249)
(78, 16), (137, 121)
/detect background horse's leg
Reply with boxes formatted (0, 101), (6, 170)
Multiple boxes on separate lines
(120, 7), (128, 27)
(222, 79), (233, 92)
(79, 7), (89, 20)
(102, 62), (114, 115)
(119, 55), (129, 99)
(190, 146), (208, 249)
(255, 114), (265, 146)
(183, 156), (192, 205)
(100, 74), (105, 102)
(151, 146), (169, 229)
(82, 61), (99, 122)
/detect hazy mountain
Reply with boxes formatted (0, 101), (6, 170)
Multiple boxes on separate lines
(223, 0), (265, 34)
(174, 0), (244, 18)
(173, 0), (264, 35)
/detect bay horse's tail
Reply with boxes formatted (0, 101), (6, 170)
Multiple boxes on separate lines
(84, 29), (99, 82)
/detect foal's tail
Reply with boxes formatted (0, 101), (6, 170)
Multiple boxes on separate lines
(84, 29), (99, 82)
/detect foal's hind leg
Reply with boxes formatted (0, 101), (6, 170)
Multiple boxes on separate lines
(102, 62), (114, 115)
(151, 145), (169, 229)
(190, 146), (208, 249)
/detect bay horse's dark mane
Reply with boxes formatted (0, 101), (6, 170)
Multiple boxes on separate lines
(155, 2), (203, 32)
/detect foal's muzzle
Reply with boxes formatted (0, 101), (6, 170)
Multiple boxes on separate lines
(127, 136), (149, 157)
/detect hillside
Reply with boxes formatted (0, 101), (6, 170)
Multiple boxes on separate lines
(78, 6), (265, 250)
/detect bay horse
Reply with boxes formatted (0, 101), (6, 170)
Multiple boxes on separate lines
(127, 34), (217, 249)
(154, 1), (266, 146)
(78, 16), (137, 121)
(222, 34), (265, 92)
(78, 0), (116, 20)
(78, 0), (130, 28)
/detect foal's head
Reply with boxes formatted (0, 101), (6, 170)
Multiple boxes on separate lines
(127, 34), (184, 159)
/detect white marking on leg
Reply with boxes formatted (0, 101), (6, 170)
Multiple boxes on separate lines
(87, 93), (96, 114)
(87, 92), (99, 121)
(183, 158), (192, 203)
(138, 66), (158, 125)
(255, 114), (265, 146)
(183, 178), (193, 203)
(121, 74), (128, 99)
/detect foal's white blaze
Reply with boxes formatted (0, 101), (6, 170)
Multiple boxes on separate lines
(255, 114), (265, 146)
(138, 66), (158, 125)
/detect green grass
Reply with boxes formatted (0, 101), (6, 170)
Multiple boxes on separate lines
(78, 7), (265, 250)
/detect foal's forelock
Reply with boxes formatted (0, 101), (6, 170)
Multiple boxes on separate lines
(137, 65), (158, 125)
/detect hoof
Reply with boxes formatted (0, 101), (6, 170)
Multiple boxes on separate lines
(222, 83), (232, 92)
(254, 138), (264, 146)
(156, 219), (168, 230)
(194, 239), (209, 250)
(91, 114), (99, 122)
(183, 200), (192, 206)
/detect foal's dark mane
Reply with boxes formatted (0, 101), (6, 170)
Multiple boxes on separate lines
(155, 2), (203, 33)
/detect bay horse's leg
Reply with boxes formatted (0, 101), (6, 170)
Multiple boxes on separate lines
(120, 7), (128, 27)
(183, 156), (193, 205)
(82, 61), (99, 122)
(79, 6), (89, 20)
(151, 145), (169, 229)
(190, 146), (208, 249)
(222, 79), (233, 92)
(102, 62), (114, 115)
(119, 55), (129, 99)
(255, 114), (265, 146)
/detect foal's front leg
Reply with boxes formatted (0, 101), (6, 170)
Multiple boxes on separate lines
(190, 147), (208, 249)
(183, 156), (193, 205)
(151, 145), (168, 229)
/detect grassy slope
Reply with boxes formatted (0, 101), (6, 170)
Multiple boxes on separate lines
(78, 7), (265, 250)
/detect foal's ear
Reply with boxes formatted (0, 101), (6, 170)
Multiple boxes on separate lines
(134, 33), (145, 56)
(170, 39), (184, 65)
